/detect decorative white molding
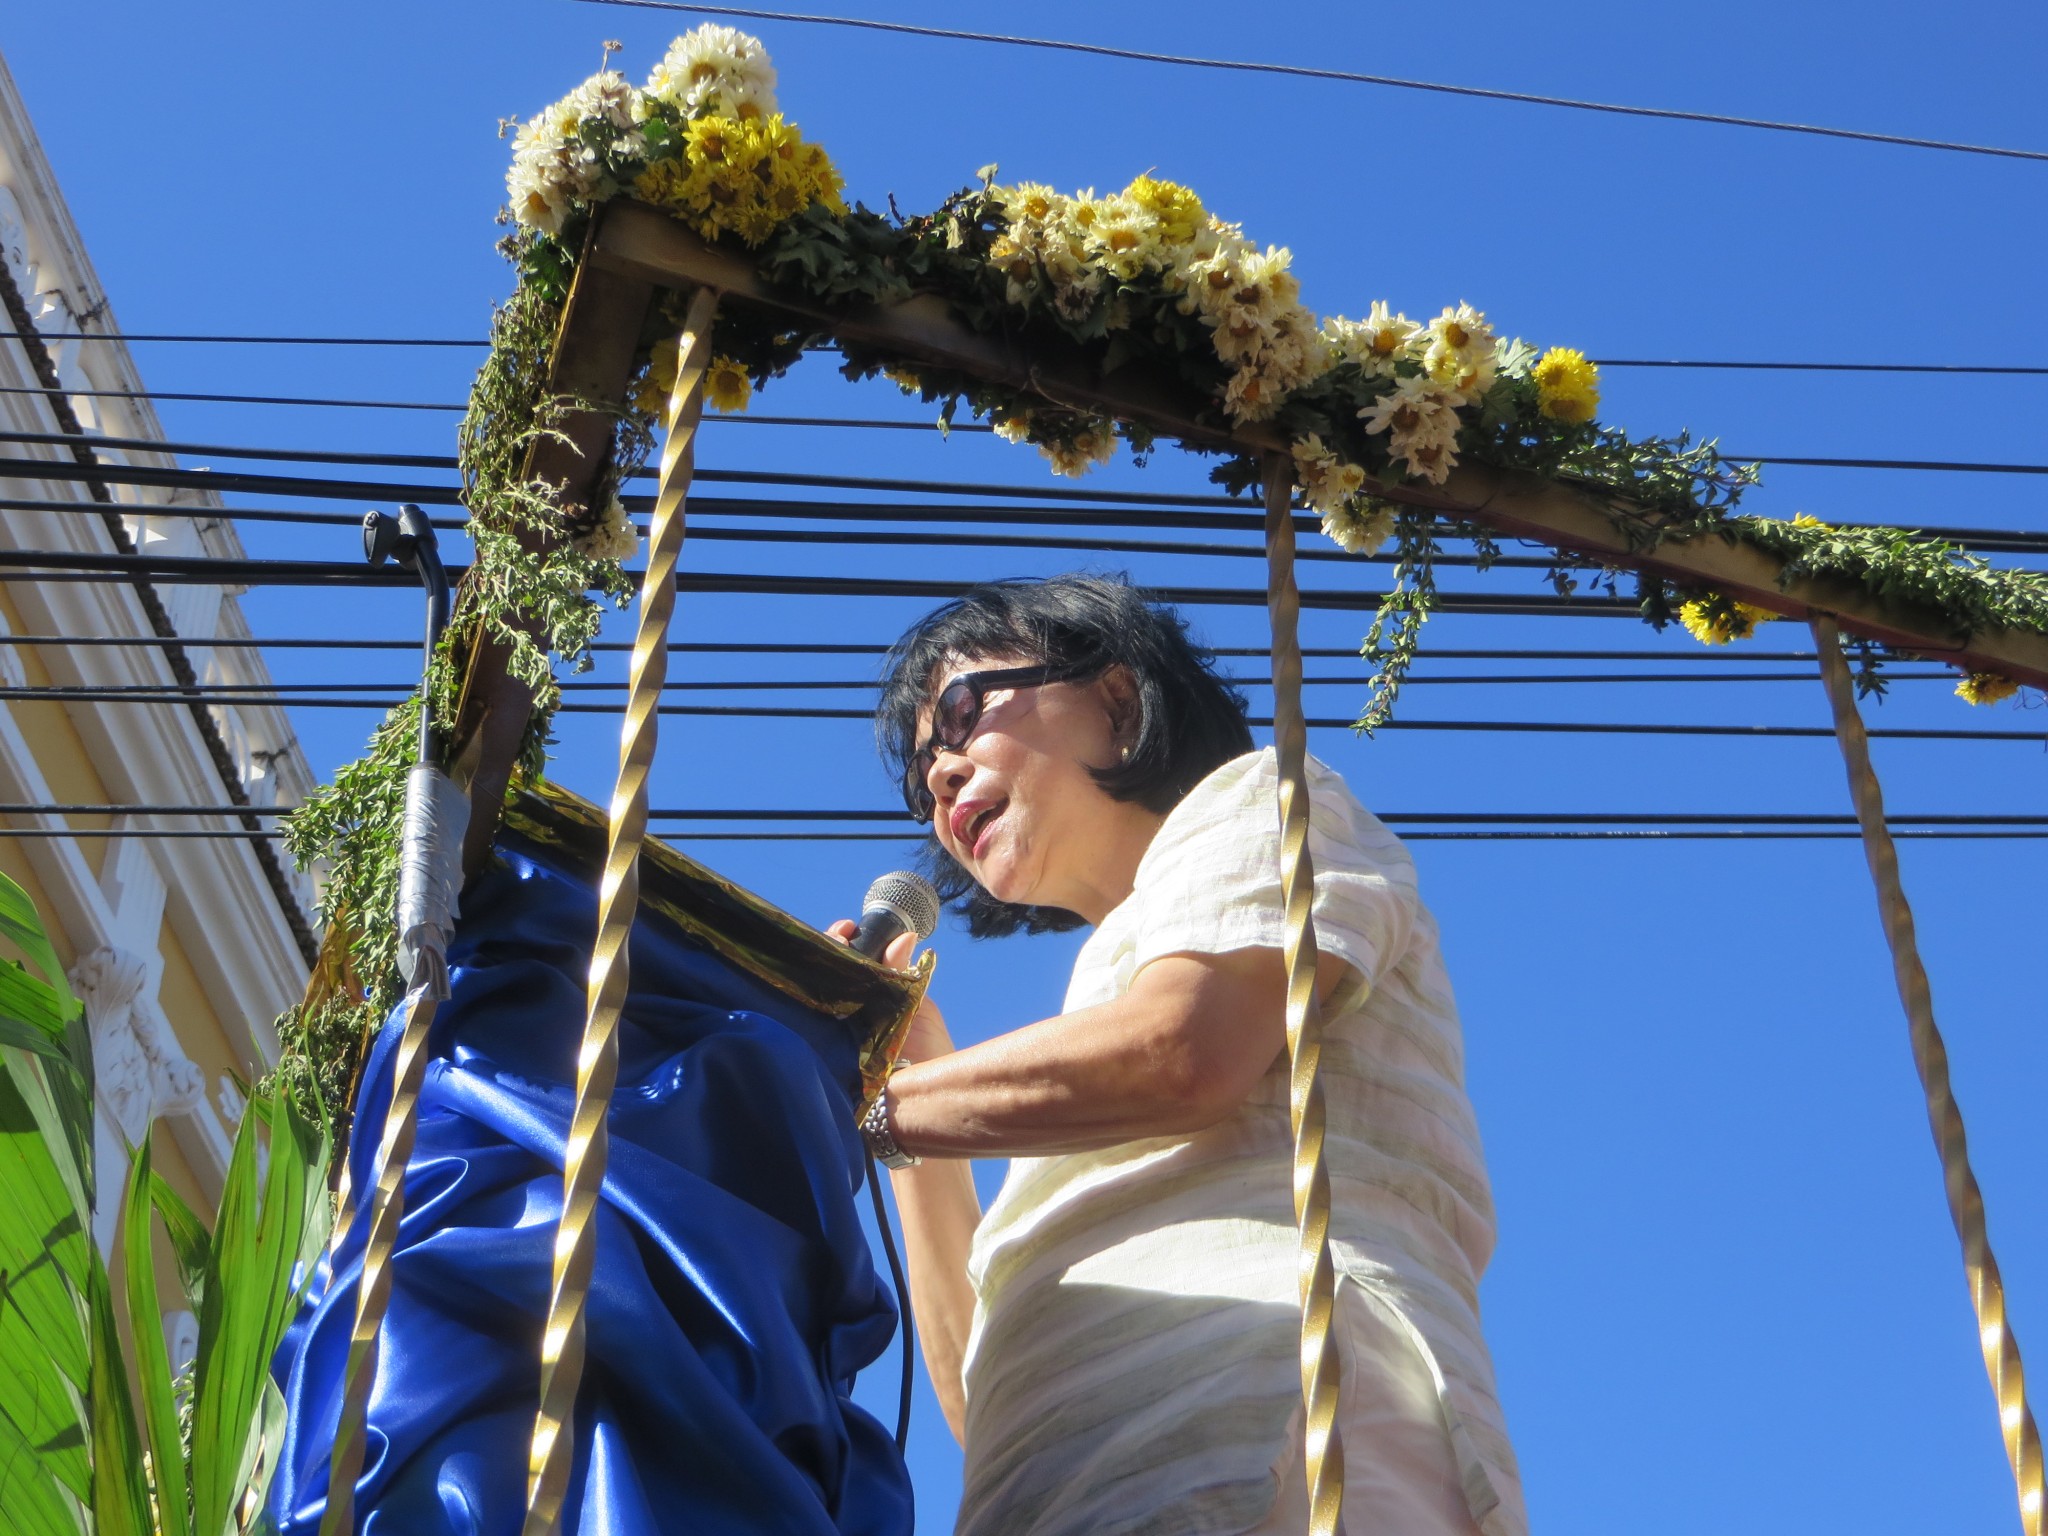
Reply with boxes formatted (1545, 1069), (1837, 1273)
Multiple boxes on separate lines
(216, 1073), (247, 1129)
(69, 946), (204, 1149)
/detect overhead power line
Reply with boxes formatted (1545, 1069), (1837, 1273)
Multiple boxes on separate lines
(13, 803), (2045, 830)
(0, 332), (488, 348)
(9, 492), (2047, 559)
(574, 0), (2048, 164)
(0, 669), (1966, 699)
(1, 825), (2038, 843)
(9, 688), (2033, 742)
(13, 429), (2048, 481)
(0, 635), (1913, 665)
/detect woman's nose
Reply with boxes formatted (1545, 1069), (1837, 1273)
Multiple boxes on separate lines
(928, 746), (972, 807)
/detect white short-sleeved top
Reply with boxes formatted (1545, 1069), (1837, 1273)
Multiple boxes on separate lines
(955, 749), (1525, 1536)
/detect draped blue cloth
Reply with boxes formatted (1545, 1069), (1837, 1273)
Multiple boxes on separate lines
(269, 835), (914, 1536)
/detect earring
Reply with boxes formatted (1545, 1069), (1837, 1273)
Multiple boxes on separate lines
(1119, 744), (1131, 763)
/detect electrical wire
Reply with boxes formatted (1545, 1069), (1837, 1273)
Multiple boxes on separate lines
(0, 554), (1667, 617)
(16, 804), (2044, 828)
(14, 430), (2048, 481)
(8, 345), (2048, 376)
(10, 689), (2034, 741)
(6, 668), (1968, 696)
(0, 635), (1924, 664)
(573, 0), (2048, 163)
(2, 826), (2038, 842)
(9, 492), (2048, 558)
(0, 332), (489, 347)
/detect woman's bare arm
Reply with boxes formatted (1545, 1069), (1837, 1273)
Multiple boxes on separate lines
(889, 1155), (980, 1444)
(888, 946), (1351, 1159)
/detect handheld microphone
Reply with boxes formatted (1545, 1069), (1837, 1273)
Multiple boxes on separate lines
(852, 871), (940, 961)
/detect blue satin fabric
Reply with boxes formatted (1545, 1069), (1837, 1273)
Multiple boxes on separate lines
(269, 836), (913, 1536)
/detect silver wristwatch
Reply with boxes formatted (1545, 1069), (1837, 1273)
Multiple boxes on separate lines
(859, 1084), (920, 1170)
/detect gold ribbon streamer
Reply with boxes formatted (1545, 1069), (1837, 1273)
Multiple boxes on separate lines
(522, 286), (721, 1536)
(1811, 616), (2044, 1535)
(1262, 455), (1346, 1535)
(319, 985), (442, 1536)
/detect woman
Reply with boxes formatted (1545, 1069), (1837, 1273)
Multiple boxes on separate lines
(832, 576), (1525, 1536)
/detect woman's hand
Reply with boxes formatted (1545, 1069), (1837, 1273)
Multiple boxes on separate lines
(824, 920), (955, 1064)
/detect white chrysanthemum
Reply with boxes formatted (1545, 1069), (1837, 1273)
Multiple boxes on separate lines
(564, 70), (638, 130)
(1084, 193), (1160, 281)
(506, 159), (571, 235)
(646, 23), (779, 117)
(1291, 433), (1370, 516)
(574, 495), (640, 561)
(992, 414), (1033, 444)
(1359, 375), (1464, 484)
(1422, 302), (1498, 401)
(1324, 301), (1420, 377)
(1039, 422), (1117, 477)
(1320, 499), (1397, 555)
(995, 181), (1065, 233)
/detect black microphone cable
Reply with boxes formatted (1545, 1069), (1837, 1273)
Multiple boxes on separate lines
(866, 1156), (916, 1451)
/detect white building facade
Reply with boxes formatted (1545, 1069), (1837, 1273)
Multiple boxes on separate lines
(0, 45), (318, 1312)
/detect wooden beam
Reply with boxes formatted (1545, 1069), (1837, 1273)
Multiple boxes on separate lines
(586, 199), (1285, 456)
(579, 197), (2048, 690)
(1416, 467), (2048, 686)
(445, 250), (656, 875)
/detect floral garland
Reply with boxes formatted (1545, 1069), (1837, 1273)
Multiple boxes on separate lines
(272, 24), (2045, 1112)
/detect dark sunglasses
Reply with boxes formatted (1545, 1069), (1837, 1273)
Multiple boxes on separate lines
(902, 660), (1105, 822)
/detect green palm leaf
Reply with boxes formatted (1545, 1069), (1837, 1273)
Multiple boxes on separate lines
(0, 1046), (92, 1523)
(121, 1138), (193, 1536)
(188, 1083), (329, 1536)
(86, 1257), (150, 1536)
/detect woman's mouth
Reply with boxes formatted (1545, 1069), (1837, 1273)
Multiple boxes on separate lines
(952, 799), (1004, 858)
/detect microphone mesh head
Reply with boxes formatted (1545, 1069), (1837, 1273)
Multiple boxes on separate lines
(863, 870), (940, 941)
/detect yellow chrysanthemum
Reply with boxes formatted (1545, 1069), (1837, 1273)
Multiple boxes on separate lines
(1533, 346), (1600, 424)
(882, 365), (922, 394)
(632, 112), (842, 247)
(704, 356), (753, 413)
(1678, 594), (1775, 646)
(1955, 671), (2019, 706)
(1791, 512), (1824, 527)
(1125, 175), (1205, 246)
(633, 337), (681, 415)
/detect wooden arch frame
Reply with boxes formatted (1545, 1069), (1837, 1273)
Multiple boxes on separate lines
(328, 196), (2043, 1536)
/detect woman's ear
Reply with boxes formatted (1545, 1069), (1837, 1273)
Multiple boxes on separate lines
(1098, 664), (1143, 745)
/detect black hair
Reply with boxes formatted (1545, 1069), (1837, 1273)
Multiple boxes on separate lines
(876, 574), (1253, 937)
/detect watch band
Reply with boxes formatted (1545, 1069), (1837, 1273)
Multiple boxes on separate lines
(860, 1083), (920, 1169)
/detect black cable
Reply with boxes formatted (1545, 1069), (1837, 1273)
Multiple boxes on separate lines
(0, 554), (1668, 617)
(2, 826), (2039, 842)
(0, 635), (1926, 664)
(16, 688), (2035, 740)
(13, 493), (2048, 563)
(16, 430), (2048, 482)
(18, 804), (2044, 828)
(0, 385), (469, 412)
(864, 1160), (915, 1451)
(574, 0), (2048, 163)
(0, 332), (489, 347)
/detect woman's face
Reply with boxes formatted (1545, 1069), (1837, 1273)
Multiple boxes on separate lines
(916, 654), (1164, 924)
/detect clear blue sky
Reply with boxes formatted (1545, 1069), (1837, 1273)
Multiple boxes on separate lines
(7, 2), (2045, 1530)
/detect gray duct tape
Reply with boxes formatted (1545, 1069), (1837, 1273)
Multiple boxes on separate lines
(396, 763), (469, 999)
